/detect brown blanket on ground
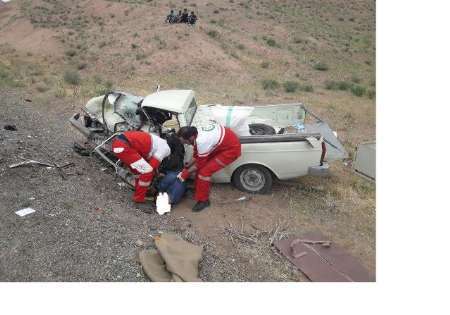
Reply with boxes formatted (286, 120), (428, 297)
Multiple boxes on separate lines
(139, 233), (203, 282)
(273, 231), (374, 282)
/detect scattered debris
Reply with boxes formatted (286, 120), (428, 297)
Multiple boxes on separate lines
(268, 219), (290, 245)
(292, 239), (331, 247)
(15, 207), (36, 217)
(3, 125), (17, 131)
(9, 159), (74, 180)
(149, 229), (163, 238)
(224, 221), (258, 245)
(273, 231), (374, 282)
(73, 141), (91, 156)
(217, 196), (251, 205)
(225, 226), (258, 245)
(9, 159), (54, 168)
(53, 162), (75, 179)
(117, 182), (127, 187)
(139, 233), (203, 282)
(135, 239), (145, 247)
(9, 159), (73, 169)
(353, 141), (375, 181)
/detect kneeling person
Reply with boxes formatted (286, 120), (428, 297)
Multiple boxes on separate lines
(177, 124), (242, 212)
(112, 131), (170, 203)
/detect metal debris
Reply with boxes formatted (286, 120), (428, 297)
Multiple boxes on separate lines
(15, 207), (36, 217)
(273, 231), (374, 282)
(3, 125), (17, 131)
(9, 159), (54, 168)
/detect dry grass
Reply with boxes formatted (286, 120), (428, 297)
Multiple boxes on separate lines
(0, 0), (376, 279)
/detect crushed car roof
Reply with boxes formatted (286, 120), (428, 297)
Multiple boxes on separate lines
(142, 90), (195, 113)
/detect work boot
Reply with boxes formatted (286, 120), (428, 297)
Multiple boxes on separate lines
(192, 200), (210, 212)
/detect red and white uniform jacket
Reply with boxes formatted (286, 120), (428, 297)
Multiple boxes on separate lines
(112, 131), (170, 174)
(193, 124), (241, 169)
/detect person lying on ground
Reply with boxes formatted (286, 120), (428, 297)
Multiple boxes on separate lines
(111, 131), (170, 204)
(177, 124), (242, 212)
(156, 171), (186, 206)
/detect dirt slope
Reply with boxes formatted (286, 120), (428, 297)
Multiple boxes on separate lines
(0, 90), (375, 281)
(0, 0), (375, 281)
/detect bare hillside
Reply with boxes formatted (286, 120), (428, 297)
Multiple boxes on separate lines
(0, 0), (375, 281)
(1, 0), (375, 150)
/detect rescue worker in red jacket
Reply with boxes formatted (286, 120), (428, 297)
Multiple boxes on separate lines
(177, 124), (242, 212)
(111, 131), (171, 203)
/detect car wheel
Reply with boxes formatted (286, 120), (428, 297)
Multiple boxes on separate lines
(232, 164), (273, 194)
(248, 123), (276, 135)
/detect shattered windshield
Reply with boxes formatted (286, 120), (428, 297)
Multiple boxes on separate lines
(184, 98), (197, 126)
(110, 93), (142, 128)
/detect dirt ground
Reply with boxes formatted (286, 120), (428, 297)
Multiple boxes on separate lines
(0, 0), (375, 282)
(0, 88), (375, 281)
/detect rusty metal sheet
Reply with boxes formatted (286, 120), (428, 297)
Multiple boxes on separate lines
(273, 231), (374, 282)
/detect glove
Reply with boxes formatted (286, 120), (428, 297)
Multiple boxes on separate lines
(177, 168), (190, 182)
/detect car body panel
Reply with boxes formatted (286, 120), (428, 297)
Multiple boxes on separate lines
(70, 89), (347, 187)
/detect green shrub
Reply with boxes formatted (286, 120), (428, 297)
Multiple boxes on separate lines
(266, 38), (277, 47)
(300, 84), (314, 92)
(283, 81), (299, 93)
(93, 75), (102, 84)
(237, 43), (245, 50)
(313, 62), (328, 71)
(131, 43), (139, 49)
(325, 80), (350, 90)
(230, 52), (239, 59)
(367, 89), (376, 99)
(261, 61), (270, 69)
(207, 30), (219, 38)
(337, 81), (351, 90)
(325, 80), (338, 90)
(136, 53), (147, 60)
(262, 79), (279, 90)
(95, 80), (113, 95)
(350, 84), (366, 97)
(65, 49), (77, 57)
(64, 70), (80, 85)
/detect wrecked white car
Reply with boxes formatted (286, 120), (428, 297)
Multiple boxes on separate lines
(69, 89), (347, 193)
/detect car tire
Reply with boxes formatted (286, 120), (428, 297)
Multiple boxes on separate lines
(248, 123), (276, 135)
(232, 164), (273, 194)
